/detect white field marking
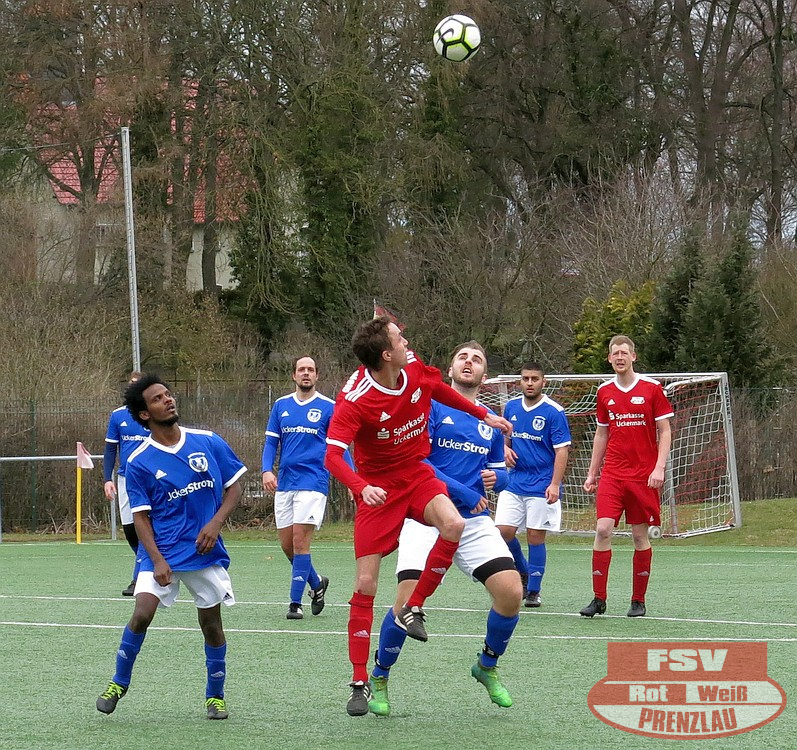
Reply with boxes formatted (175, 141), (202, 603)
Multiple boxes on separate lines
(0, 620), (796, 643)
(2, 541), (797, 553)
(2, 594), (796, 630)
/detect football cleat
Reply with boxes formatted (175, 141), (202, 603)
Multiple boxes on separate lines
(96, 680), (127, 714)
(206, 696), (228, 719)
(368, 675), (391, 717)
(394, 604), (428, 642)
(122, 581), (136, 597)
(471, 657), (513, 708)
(524, 591), (541, 608)
(580, 597), (607, 617)
(287, 602), (304, 620)
(309, 575), (329, 616)
(627, 600), (646, 617)
(346, 680), (372, 716)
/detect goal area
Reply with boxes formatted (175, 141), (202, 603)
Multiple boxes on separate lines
(479, 372), (741, 537)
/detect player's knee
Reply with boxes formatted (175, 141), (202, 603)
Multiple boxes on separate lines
(595, 523), (613, 542)
(354, 572), (378, 596)
(438, 514), (465, 541)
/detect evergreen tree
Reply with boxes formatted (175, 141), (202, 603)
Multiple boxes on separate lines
(676, 231), (778, 387)
(644, 231), (703, 370)
(573, 280), (654, 373)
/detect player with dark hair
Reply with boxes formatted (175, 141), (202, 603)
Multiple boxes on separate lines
(262, 355), (350, 619)
(495, 362), (571, 608)
(325, 318), (512, 716)
(96, 374), (247, 719)
(103, 371), (149, 596)
(580, 335), (673, 618)
(368, 341), (522, 716)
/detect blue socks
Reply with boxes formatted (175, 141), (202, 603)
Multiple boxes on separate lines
(306, 563), (321, 591)
(290, 553), (312, 604)
(481, 609), (519, 668)
(205, 643), (227, 698)
(372, 608), (408, 678)
(527, 543), (547, 594)
(506, 537), (528, 579)
(112, 626), (146, 687)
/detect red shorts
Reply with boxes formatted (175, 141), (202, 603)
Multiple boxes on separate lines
(353, 462), (448, 558)
(596, 476), (661, 526)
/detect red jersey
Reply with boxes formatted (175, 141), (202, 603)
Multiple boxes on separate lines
(596, 375), (674, 482)
(325, 351), (488, 495)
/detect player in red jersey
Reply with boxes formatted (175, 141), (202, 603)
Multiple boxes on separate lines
(579, 335), (673, 619)
(325, 316), (512, 716)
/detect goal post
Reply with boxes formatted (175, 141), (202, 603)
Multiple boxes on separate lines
(479, 372), (741, 537)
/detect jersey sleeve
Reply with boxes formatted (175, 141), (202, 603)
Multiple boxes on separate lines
(261, 402), (281, 472)
(596, 389), (610, 427)
(551, 409), (573, 448)
(325, 399), (367, 494)
(425, 460), (483, 511)
(105, 412), (120, 443)
(210, 433), (247, 487)
(654, 384), (675, 420)
(125, 459), (152, 513)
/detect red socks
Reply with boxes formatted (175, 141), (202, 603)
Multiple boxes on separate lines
(591, 549), (612, 599)
(406, 537), (458, 608)
(348, 591), (374, 682)
(632, 547), (652, 602)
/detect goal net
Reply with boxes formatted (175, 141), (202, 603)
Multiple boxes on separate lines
(478, 373), (741, 537)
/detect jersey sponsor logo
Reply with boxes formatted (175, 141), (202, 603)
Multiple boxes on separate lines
(512, 431), (542, 442)
(155, 469), (167, 480)
(631, 396), (646, 404)
(411, 387), (422, 403)
(380, 411), (391, 422)
(393, 412), (427, 444)
(377, 428), (390, 440)
(282, 425), (320, 435)
(307, 408), (322, 423)
(587, 641), (786, 739)
(436, 437), (489, 455)
(478, 422), (493, 440)
(442, 416), (455, 425)
(613, 412), (647, 427)
(121, 434), (147, 441)
(188, 452), (209, 472)
(167, 478), (215, 501)
(532, 416), (546, 431)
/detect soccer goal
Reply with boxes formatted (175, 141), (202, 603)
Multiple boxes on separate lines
(479, 373), (741, 537)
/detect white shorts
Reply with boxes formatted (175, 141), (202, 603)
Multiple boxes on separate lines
(274, 490), (327, 530)
(395, 516), (513, 581)
(134, 565), (235, 609)
(494, 490), (562, 532)
(116, 475), (133, 526)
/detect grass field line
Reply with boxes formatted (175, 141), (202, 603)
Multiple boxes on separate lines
(2, 593), (796, 629)
(1, 619), (796, 644)
(3, 541), (797, 554)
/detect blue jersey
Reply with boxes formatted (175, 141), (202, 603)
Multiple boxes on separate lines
(126, 427), (247, 572)
(504, 395), (572, 496)
(261, 392), (336, 494)
(104, 407), (150, 477)
(427, 400), (508, 518)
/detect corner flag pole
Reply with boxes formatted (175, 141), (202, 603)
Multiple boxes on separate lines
(76, 442), (95, 545)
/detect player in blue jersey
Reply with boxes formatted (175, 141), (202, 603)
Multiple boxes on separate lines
(367, 341), (523, 716)
(96, 374), (247, 720)
(495, 363), (571, 608)
(103, 371), (149, 596)
(262, 356), (349, 619)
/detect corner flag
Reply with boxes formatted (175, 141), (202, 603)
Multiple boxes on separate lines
(77, 441), (95, 470)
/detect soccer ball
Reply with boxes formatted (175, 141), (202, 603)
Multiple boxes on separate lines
(648, 525), (662, 540)
(433, 14), (481, 62)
